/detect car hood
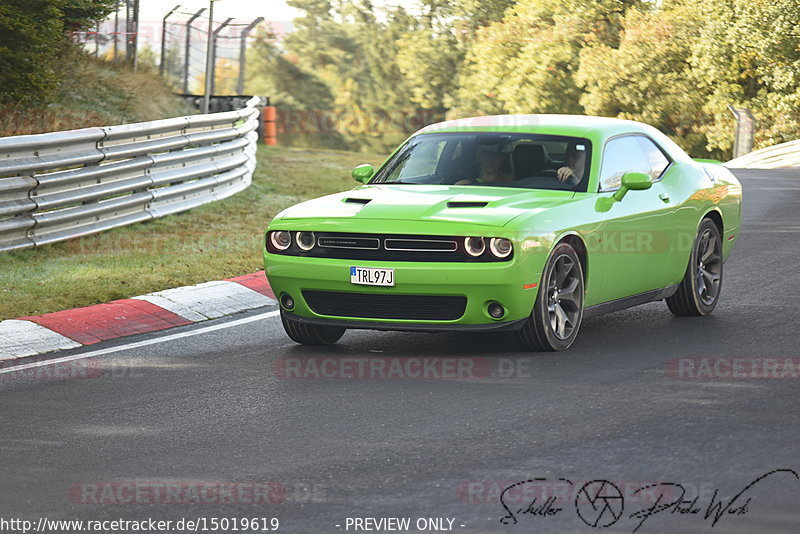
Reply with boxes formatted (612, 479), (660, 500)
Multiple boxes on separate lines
(276, 184), (576, 228)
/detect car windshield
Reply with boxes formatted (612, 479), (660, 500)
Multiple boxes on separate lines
(371, 132), (592, 192)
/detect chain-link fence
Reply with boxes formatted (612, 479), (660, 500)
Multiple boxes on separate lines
(76, 0), (141, 64)
(161, 8), (264, 95)
(75, 2), (264, 96)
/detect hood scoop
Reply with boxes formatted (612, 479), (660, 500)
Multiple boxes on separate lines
(344, 197), (372, 205)
(447, 201), (489, 208)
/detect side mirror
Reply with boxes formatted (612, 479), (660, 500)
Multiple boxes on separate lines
(612, 171), (652, 202)
(352, 164), (374, 184)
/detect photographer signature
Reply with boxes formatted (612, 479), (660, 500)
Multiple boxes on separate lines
(498, 469), (798, 532)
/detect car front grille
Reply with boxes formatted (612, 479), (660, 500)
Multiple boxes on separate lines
(317, 236), (380, 249)
(303, 291), (467, 320)
(383, 238), (458, 252)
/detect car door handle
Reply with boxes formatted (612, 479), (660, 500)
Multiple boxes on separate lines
(659, 193), (670, 202)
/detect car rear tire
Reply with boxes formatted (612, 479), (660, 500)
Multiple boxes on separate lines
(517, 243), (585, 351)
(281, 311), (346, 345)
(666, 218), (723, 316)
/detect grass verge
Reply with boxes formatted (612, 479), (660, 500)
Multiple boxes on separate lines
(0, 146), (385, 319)
(0, 53), (192, 137)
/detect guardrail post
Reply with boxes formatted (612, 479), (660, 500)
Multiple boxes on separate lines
(729, 105), (755, 159)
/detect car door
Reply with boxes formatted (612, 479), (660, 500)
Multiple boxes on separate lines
(593, 135), (677, 303)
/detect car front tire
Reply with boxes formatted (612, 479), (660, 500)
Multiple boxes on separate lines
(281, 310), (346, 345)
(666, 218), (723, 316)
(517, 243), (585, 351)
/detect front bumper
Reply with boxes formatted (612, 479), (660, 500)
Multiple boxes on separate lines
(263, 253), (542, 328)
(281, 311), (528, 333)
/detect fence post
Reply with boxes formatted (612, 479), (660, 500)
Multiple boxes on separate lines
(94, 22), (100, 57)
(125, 0), (132, 62)
(237, 18), (264, 95)
(160, 5), (181, 76)
(210, 17), (234, 97)
(132, 0), (140, 71)
(113, 0), (120, 61)
(183, 8), (206, 94)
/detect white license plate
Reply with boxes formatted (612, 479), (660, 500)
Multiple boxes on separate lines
(350, 266), (394, 287)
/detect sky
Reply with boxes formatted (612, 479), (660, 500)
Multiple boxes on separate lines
(130, 0), (421, 50)
(139, 1), (301, 25)
(138, 1), (419, 26)
(130, 1), (304, 51)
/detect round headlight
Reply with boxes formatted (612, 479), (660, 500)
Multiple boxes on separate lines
(296, 231), (315, 251)
(269, 231), (291, 251)
(464, 236), (485, 257)
(489, 238), (513, 258)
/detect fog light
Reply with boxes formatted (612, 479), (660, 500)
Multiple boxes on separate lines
(464, 236), (485, 257)
(280, 294), (295, 310)
(296, 231), (315, 251)
(488, 302), (505, 319)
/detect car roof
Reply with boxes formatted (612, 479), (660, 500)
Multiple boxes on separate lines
(414, 114), (692, 161)
(417, 114), (647, 136)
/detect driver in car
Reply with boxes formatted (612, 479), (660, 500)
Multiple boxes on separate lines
(455, 144), (514, 185)
(556, 142), (587, 186)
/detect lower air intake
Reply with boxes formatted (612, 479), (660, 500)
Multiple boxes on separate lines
(302, 291), (467, 321)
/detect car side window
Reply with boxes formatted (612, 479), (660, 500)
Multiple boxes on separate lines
(636, 136), (670, 181)
(599, 136), (652, 191)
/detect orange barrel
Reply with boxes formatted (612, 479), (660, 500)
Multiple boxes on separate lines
(263, 106), (277, 146)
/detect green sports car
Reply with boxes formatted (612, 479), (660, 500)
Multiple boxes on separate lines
(263, 115), (742, 351)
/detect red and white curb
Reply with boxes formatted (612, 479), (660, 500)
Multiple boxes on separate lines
(0, 272), (276, 362)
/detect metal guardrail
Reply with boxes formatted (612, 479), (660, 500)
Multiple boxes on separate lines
(725, 139), (800, 169)
(0, 97), (260, 252)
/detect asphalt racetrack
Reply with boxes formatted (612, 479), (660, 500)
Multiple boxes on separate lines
(1, 169), (799, 534)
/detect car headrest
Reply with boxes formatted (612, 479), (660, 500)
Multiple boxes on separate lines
(513, 144), (547, 178)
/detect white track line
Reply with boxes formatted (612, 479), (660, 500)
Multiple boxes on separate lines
(0, 310), (281, 376)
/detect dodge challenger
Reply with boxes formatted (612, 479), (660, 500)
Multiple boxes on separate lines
(263, 115), (742, 351)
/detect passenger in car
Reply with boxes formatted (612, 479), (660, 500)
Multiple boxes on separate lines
(557, 143), (587, 186)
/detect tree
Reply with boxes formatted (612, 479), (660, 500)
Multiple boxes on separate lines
(60, 0), (116, 30)
(0, 0), (116, 106)
(245, 0), (800, 157)
(453, 0), (643, 117)
(577, 1), (714, 156)
(395, 0), (462, 112)
(579, 0), (800, 157)
(687, 0), (800, 151)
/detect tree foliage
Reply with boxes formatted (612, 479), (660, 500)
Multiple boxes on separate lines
(247, 0), (800, 157)
(577, 2), (713, 155)
(0, 0), (116, 106)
